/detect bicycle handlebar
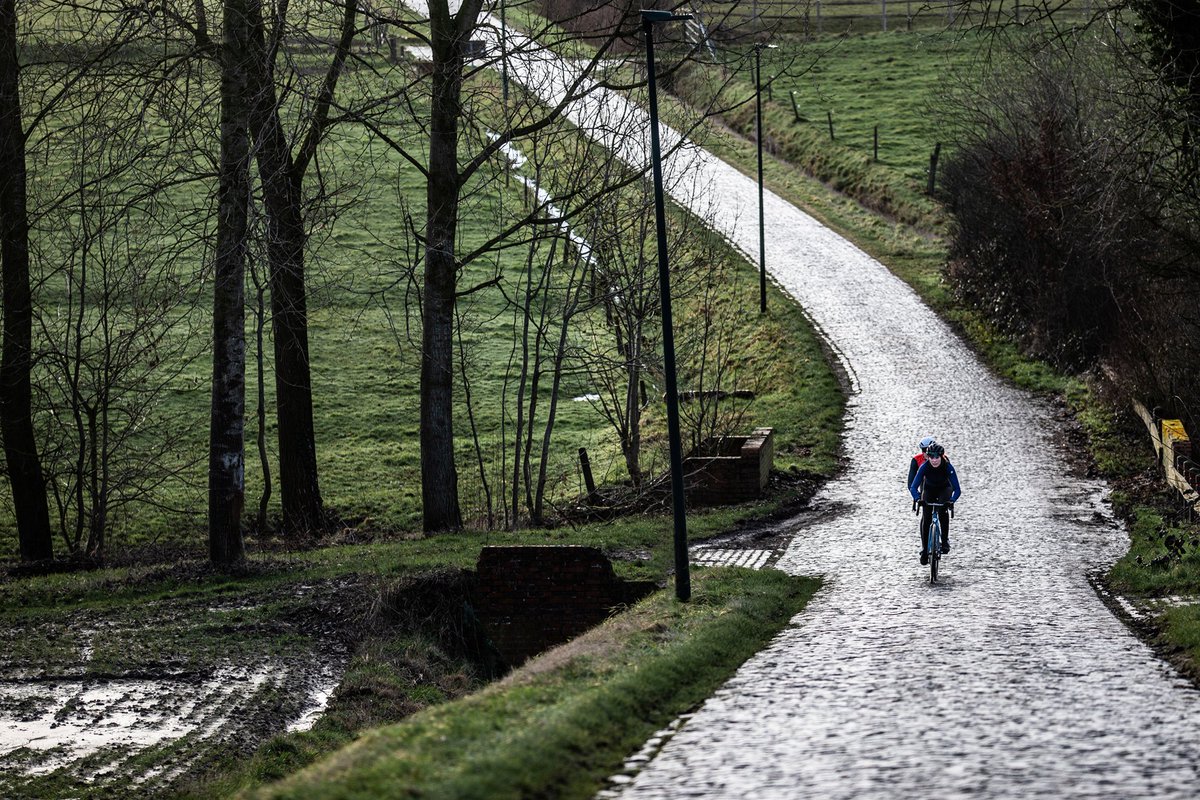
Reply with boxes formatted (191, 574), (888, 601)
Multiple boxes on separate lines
(916, 500), (956, 517)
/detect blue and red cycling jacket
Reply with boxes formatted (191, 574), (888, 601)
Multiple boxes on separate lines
(909, 457), (962, 503)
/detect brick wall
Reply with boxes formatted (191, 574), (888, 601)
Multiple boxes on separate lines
(472, 546), (657, 667)
(684, 427), (775, 505)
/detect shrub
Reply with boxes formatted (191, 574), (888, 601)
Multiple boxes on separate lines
(940, 42), (1200, 431)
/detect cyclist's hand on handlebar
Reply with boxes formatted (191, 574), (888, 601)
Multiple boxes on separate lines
(948, 502), (955, 518)
(912, 499), (917, 513)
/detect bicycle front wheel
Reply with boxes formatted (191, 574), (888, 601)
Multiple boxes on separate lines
(930, 551), (939, 583)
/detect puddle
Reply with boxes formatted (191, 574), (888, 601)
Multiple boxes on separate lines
(286, 658), (348, 734)
(0, 655), (345, 790)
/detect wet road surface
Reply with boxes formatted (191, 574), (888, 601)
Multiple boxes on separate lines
(479, 27), (1200, 799)
(612, 83), (1200, 800)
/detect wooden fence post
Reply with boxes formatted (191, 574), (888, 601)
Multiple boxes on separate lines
(579, 447), (597, 500)
(927, 142), (941, 195)
(874, 125), (879, 162)
(790, 90), (801, 121)
(827, 110), (835, 141)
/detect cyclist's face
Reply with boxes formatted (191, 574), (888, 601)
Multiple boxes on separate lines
(928, 455), (942, 466)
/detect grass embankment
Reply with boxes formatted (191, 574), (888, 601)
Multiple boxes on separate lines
(250, 569), (818, 800)
(693, 29), (1200, 674)
(1, 498), (821, 800)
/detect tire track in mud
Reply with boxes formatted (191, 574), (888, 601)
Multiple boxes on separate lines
(0, 580), (354, 795)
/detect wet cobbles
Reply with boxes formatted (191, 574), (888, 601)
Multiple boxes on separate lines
(691, 549), (773, 570)
(521, 70), (1200, 798)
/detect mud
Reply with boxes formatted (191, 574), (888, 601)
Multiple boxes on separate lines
(0, 575), (361, 797)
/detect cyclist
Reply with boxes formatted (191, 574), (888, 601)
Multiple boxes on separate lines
(906, 435), (937, 489)
(909, 442), (961, 565)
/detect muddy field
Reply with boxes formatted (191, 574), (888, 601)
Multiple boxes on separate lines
(0, 570), (364, 797)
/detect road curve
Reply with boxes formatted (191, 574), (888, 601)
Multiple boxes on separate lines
(469, 19), (1200, 799)
(612, 179), (1200, 797)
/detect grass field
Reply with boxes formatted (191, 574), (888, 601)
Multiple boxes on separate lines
(0, 39), (847, 558)
(764, 30), (984, 185)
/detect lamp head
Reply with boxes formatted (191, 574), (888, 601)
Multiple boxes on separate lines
(641, 9), (693, 23)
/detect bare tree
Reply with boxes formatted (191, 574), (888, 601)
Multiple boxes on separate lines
(502, 215), (592, 527)
(574, 176), (663, 488)
(237, 0), (362, 536)
(358, 0), (777, 531)
(673, 239), (757, 453)
(0, 0), (53, 560)
(209, 0), (256, 566)
(30, 78), (204, 559)
(573, 173), (752, 490)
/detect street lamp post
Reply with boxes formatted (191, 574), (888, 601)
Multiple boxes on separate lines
(500, 1), (508, 104)
(754, 42), (776, 314)
(642, 8), (692, 602)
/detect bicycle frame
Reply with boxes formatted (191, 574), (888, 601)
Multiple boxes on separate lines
(924, 501), (945, 583)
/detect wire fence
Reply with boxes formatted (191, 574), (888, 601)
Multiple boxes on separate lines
(693, 0), (1106, 37)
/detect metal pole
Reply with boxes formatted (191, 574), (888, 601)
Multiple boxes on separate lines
(755, 44), (767, 314)
(643, 11), (690, 602)
(500, 1), (508, 103)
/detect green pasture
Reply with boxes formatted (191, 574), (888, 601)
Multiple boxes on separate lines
(694, 0), (1098, 38)
(762, 30), (981, 186)
(1, 41), (845, 557)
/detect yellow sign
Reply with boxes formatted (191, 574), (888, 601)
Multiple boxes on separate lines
(1162, 419), (1189, 445)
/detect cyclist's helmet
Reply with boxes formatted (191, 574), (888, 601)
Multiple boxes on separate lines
(918, 435), (936, 451)
(926, 443), (945, 459)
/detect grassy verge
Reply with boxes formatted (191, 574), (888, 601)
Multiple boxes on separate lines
(1103, 489), (1200, 685)
(248, 568), (818, 800)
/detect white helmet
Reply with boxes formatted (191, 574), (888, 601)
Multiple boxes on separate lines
(919, 435), (936, 450)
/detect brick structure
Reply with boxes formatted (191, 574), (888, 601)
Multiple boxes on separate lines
(683, 427), (775, 505)
(472, 546), (656, 667)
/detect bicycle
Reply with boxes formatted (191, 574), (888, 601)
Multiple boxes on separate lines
(919, 500), (951, 583)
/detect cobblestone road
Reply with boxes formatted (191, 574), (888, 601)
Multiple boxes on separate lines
(444, 18), (1200, 795)
(601, 101), (1200, 800)
(478, 38), (1200, 800)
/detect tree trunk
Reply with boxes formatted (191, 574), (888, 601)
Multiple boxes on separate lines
(208, 0), (254, 566)
(510, 246), (533, 526)
(239, 0), (360, 536)
(264, 186), (322, 535)
(254, 275), (272, 532)
(0, 0), (52, 561)
(247, 84), (323, 536)
(420, 7), (469, 532)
